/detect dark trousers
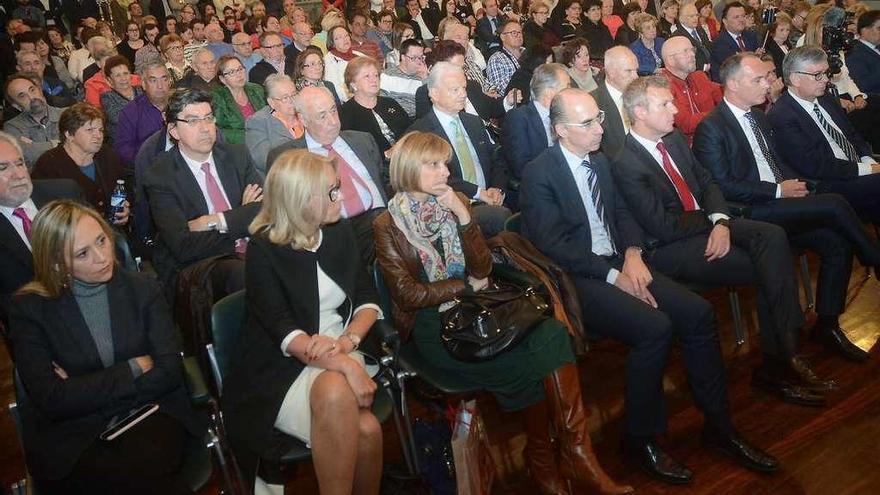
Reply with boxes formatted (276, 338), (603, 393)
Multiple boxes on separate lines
(817, 173), (880, 227)
(572, 263), (731, 438)
(350, 207), (387, 267)
(647, 218), (805, 358)
(36, 413), (190, 495)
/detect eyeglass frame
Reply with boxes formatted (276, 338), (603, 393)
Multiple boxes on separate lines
(328, 179), (342, 202)
(794, 70), (829, 82)
(221, 66), (246, 77)
(175, 113), (217, 126)
(270, 93), (297, 103)
(561, 110), (605, 129)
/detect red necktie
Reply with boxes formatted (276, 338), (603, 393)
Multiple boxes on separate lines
(656, 142), (697, 211)
(736, 35), (746, 51)
(13, 207), (32, 240)
(325, 145), (372, 217)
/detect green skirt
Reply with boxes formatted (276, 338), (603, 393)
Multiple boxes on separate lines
(410, 308), (575, 411)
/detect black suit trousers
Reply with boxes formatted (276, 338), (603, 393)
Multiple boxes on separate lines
(646, 218), (805, 359)
(816, 173), (880, 227)
(572, 263), (731, 438)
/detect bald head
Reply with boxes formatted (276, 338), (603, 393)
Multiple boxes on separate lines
(661, 36), (696, 77)
(604, 46), (639, 91)
(231, 32), (252, 56)
(549, 88), (604, 156)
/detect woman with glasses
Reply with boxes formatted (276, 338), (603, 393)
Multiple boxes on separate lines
(374, 131), (633, 495)
(245, 74), (305, 176)
(223, 149), (384, 494)
(630, 13), (665, 75)
(294, 47), (344, 108)
(159, 34), (189, 83)
(99, 56), (144, 143)
(213, 55), (268, 144)
(116, 21), (145, 68)
(561, 38), (599, 91)
(339, 57), (412, 157)
(523, 1), (551, 48)
(324, 26), (368, 104)
(386, 22), (416, 69)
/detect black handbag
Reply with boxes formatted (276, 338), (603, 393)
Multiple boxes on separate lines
(440, 280), (551, 362)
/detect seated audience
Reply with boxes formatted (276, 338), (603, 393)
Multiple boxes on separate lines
(115, 61), (172, 165)
(134, 24), (162, 74)
(403, 0), (440, 43)
(249, 31), (295, 86)
(284, 21), (316, 62)
(16, 31), (76, 93)
(340, 57), (412, 157)
(591, 46), (639, 157)
(583, 0), (615, 64)
(380, 38), (427, 119)
(551, 0), (587, 44)
(160, 34), (189, 83)
(67, 29), (101, 84)
(84, 49), (133, 108)
(293, 47), (344, 107)
(213, 55), (267, 145)
(767, 46), (880, 227)
(697, 0), (719, 40)
(385, 22), (417, 69)
(369, 9), (396, 55)
(660, 36), (722, 143)
(9, 199), (203, 494)
(245, 74), (304, 176)
(631, 13), (666, 75)
(224, 149), (384, 495)
(3, 73), (64, 167)
(485, 19), (526, 95)
(710, 2), (760, 81)
(601, 0), (624, 38)
(117, 21), (146, 66)
(764, 13), (793, 77)
(672, 1), (712, 72)
(375, 130), (633, 495)
(231, 32), (262, 73)
(267, 86), (388, 265)
(32, 103), (130, 226)
(440, 21), (493, 100)
(519, 87), (778, 484)
(561, 38), (599, 92)
(657, 0), (679, 38)
(694, 52), (880, 363)
(204, 23), (234, 59)
(523, 1), (551, 48)
(100, 56), (144, 143)
(183, 20), (209, 64)
(349, 11), (384, 61)
(15, 48), (76, 109)
(132, 125), (176, 244)
(409, 62), (512, 236)
(504, 44), (555, 104)
(614, 2), (642, 47)
(177, 48), (220, 91)
(142, 88), (263, 296)
(324, 25), (367, 103)
(846, 10), (880, 94)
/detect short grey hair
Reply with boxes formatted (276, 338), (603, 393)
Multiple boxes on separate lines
(622, 75), (669, 124)
(0, 130), (25, 161)
(192, 47), (215, 63)
(530, 63), (569, 101)
(86, 35), (110, 54)
(293, 85), (334, 115)
(426, 61), (463, 90)
(265, 73), (294, 97)
(138, 59), (169, 78)
(782, 44), (827, 86)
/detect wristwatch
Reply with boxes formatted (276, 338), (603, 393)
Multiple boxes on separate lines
(714, 218), (730, 228)
(206, 221), (219, 231)
(342, 332), (361, 351)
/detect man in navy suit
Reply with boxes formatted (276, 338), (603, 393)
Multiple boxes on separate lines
(846, 10), (880, 94)
(475, 0), (507, 56)
(519, 87), (778, 485)
(694, 53), (880, 362)
(767, 46), (880, 227)
(709, 2), (760, 82)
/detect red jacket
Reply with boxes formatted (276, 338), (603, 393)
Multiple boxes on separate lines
(662, 68), (722, 144)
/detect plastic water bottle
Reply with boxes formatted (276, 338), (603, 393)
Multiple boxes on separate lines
(109, 180), (127, 222)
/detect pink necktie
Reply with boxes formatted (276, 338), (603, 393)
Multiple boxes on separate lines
(736, 35), (746, 51)
(201, 162), (231, 213)
(324, 145), (372, 217)
(656, 142), (697, 212)
(13, 207), (32, 240)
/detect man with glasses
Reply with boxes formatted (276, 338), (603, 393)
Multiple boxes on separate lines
(613, 75), (834, 410)
(143, 88), (263, 301)
(115, 61), (172, 165)
(709, 2), (760, 82)
(284, 21), (315, 62)
(660, 36), (722, 143)
(178, 47), (220, 91)
(231, 32), (262, 73)
(768, 45), (880, 227)
(348, 11), (383, 62)
(485, 19), (525, 95)
(519, 87), (776, 485)
(369, 9), (396, 56)
(381, 38), (427, 118)
(249, 31), (295, 86)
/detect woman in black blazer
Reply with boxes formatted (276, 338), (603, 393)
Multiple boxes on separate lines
(765, 16), (793, 78)
(339, 56), (412, 156)
(9, 200), (202, 495)
(222, 150), (383, 494)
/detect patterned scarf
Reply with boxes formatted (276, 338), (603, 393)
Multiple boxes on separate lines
(387, 192), (466, 289)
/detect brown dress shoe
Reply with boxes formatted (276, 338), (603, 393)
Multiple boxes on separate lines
(788, 356), (837, 392)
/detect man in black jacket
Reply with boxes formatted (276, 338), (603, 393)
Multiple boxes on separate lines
(249, 31), (295, 86)
(694, 53), (880, 362)
(519, 87), (777, 485)
(612, 75), (834, 407)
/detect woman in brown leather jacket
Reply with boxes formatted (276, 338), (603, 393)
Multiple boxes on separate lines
(373, 132), (632, 495)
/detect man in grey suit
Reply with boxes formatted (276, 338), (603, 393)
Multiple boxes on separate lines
(591, 46), (639, 158)
(266, 86), (388, 265)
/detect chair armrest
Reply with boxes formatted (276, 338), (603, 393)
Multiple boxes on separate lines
(183, 356), (211, 406)
(366, 319), (401, 355)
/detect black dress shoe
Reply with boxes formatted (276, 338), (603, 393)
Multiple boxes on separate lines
(623, 439), (693, 485)
(814, 325), (871, 362)
(701, 429), (779, 473)
(751, 367), (826, 407)
(787, 356), (838, 392)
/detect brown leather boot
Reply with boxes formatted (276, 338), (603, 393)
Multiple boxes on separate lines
(522, 401), (569, 495)
(544, 363), (634, 494)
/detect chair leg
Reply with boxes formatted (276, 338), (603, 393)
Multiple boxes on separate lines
(394, 370), (421, 476)
(799, 254), (815, 310)
(208, 425), (242, 495)
(728, 288), (746, 347)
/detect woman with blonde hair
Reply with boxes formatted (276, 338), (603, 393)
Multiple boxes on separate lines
(9, 200), (202, 494)
(223, 149), (384, 495)
(374, 131), (633, 495)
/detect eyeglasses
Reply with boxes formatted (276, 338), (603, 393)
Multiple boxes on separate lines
(562, 111), (605, 129)
(176, 114), (216, 125)
(402, 53), (426, 61)
(232, 41), (251, 46)
(271, 93), (296, 103)
(501, 30), (523, 36)
(165, 45), (184, 52)
(328, 179), (341, 202)
(221, 66), (245, 76)
(262, 43), (284, 50)
(303, 61), (324, 68)
(794, 70), (829, 81)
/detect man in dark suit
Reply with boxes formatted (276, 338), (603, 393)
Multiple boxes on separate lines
(694, 53), (880, 362)
(143, 88), (263, 298)
(520, 87), (778, 485)
(709, 2), (760, 82)
(249, 32), (296, 86)
(612, 75), (834, 406)
(133, 126), (175, 244)
(283, 21), (315, 63)
(591, 46), (639, 157)
(847, 10), (880, 94)
(475, 0), (506, 56)
(672, 2), (712, 72)
(0, 131), (82, 319)
(767, 46), (880, 227)
(402, 0), (440, 43)
(408, 62), (511, 235)
(266, 85), (387, 265)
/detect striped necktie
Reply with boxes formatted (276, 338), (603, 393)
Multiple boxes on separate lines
(812, 103), (859, 163)
(581, 159), (616, 253)
(744, 111), (783, 182)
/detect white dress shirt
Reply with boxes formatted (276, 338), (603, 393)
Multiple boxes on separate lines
(180, 149), (233, 230)
(433, 107), (488, 196)
(305, 132), (386, 218)
(605, 81), (628, 131)
(0, 198), (38, 249)
(722, 99), (782, 198)
(788, 91), (876, 175)
(533, 100), (554, 145)
(559, 143), (619, 284)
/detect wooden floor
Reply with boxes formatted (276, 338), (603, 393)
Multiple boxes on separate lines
(2, 258), (879, 495)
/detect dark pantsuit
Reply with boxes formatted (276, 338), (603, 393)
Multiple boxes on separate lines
(647, 218), (805, 358)
(817, 173), (880, 227)
(573, 261), (731, 438)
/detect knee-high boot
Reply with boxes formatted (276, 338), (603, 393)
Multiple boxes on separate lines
(543, 363), (633, 494)
(521, 400), (568, 495)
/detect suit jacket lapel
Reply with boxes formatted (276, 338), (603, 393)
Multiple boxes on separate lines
(342, 132), (384, 193)
(172, 149), (210, 215)
(212, 146), (241, 207)
(549, 145), (589, 221)
(427, 112), (462, 174)
(591, 153), (620, 240)
(717, 103), (760, 176)
(57, 292), (103, 367)
(594, 83), (625, 142)
(660, 135), (701, 193)
(625, 134), (682, 201)
(461, 113), (490, 173)
(525, 103), (549, 147)
(0, 216), (31, 268)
